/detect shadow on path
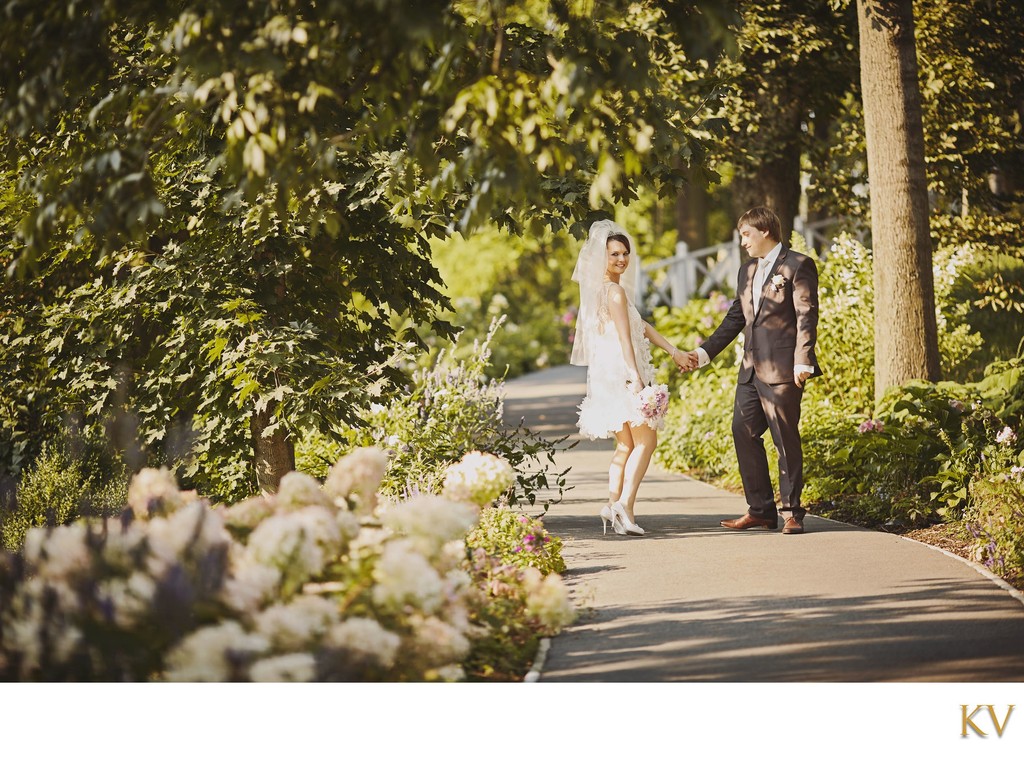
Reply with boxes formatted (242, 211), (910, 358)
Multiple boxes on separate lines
(543, 580), (1024, 682)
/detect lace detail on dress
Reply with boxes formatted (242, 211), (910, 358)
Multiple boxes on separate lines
(576, 283), (661, 439)
(595, 282), (612, 335)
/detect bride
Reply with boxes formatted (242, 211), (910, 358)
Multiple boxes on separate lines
(572, 220), (687, 536)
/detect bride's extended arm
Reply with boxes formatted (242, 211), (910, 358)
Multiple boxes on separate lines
(643, 321), (683, 363)
(607, 284), (644, 388)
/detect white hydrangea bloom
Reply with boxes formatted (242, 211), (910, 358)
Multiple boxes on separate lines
(6, 580), (82, 675)
(164, 621), (269, 682)
(28, 523), (92, 582)
(323, 447), (389, 513)
(254, 595), (339, 650)
(21, 528), (46, 566)
(441, 451), (514, 507)
(335, 509), (361, 543)
(431, 664), (466, 682)
(100, 521), (149, 571)
(441, 567), (475, 632)
(221, 552), (282, 615)
(437, 539), (469, 572)
(146, 502), (230, 574)
(96, 571), (157, 628)
(17, 576), (81, 616)
(221, 495), (276, 530)
(248, 653), (317, 682)
(371, 539), (444, 614)
(245, 506), (341, 579)
(411, 615), (471, 666)
(275, 472), (332, 512)
(524, 570), (575, 631)
(6, 617), (42, 676)
(349, 526), (389, 554)
(381, 495), (478, 557)
(127, 467), (185, 519)
(326, 617), (401, 669)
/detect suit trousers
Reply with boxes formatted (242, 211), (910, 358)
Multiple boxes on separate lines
(732, 373), (806, 520)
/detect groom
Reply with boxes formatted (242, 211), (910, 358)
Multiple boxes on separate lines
(677, 207), (820, 534)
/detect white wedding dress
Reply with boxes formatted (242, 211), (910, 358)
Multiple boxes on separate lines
(577, 282), (661, 439)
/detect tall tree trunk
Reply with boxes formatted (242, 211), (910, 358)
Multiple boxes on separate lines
(732, 103), (803, 244)
(675, 160), (708, 251)
(857, 0), (940, 401)
(251, 407), (294, 493)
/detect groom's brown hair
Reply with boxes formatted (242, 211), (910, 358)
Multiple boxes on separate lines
(738, 206), (782, 243)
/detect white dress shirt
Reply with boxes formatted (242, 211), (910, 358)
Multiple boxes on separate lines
(752, 244), (781, 312)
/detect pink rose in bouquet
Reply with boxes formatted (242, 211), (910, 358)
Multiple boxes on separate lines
(636, 383), (670, 424)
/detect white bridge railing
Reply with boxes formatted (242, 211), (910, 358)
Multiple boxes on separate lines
(640, 216), (848, 310)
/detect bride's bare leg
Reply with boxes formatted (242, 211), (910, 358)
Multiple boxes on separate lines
(609, 426), (634, 503)
(620, 424), (657, 521)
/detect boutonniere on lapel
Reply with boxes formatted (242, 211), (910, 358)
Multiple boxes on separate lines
(769, 274), (787, 293)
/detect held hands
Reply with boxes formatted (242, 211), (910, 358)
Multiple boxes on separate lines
(672, 348), (699, 373)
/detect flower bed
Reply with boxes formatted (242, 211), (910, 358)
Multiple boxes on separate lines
(0, 448), (574, 681)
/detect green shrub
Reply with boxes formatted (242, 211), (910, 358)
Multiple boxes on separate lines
(804, 382), (980, 527)
(655, 361), (742, 489)
(650, 291), (737, 391)
(967, 471), (1024, 584)
(296, 318), (573, 510)
(460, 504), (573, 681)
(442, 294), (571, 380)
(804, 359), (1024, 529)
(466, 506), (566, 576)
(1, 439), (128, 553)
(429, 225), (579, 380)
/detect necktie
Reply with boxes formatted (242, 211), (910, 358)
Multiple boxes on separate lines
(753, 257), (769, 311)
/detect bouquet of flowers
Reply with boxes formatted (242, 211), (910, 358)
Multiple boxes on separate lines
(636, 383), (670, 425)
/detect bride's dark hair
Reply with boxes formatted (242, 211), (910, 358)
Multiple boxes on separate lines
(606, 233), (631, 253)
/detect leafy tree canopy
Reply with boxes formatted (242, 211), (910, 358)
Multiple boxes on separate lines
(0, 0), (716, 495)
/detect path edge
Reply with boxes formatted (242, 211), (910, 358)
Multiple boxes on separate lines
(812, 513), (1024, 611)
(894, 533), (1024, 610)
(523, 637), (551, 682)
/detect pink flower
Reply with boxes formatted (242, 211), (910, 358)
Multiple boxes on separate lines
(996, 426), (1017, 445)
(858, 419), (884, 434)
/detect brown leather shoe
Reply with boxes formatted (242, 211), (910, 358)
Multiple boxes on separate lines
(782, 517), (804, 534)
(720, 514), (778, 530)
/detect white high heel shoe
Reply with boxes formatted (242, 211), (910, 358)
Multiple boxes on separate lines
(600, 503), (615, 535)
(610, 501), (644, 536)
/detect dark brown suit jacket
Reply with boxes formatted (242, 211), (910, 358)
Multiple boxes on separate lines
(701, 246), (821, 384)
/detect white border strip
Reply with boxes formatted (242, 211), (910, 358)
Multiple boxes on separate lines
(523, 637), (551, 682)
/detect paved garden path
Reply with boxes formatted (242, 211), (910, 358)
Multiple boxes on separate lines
(503, 364), (1024, 682)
